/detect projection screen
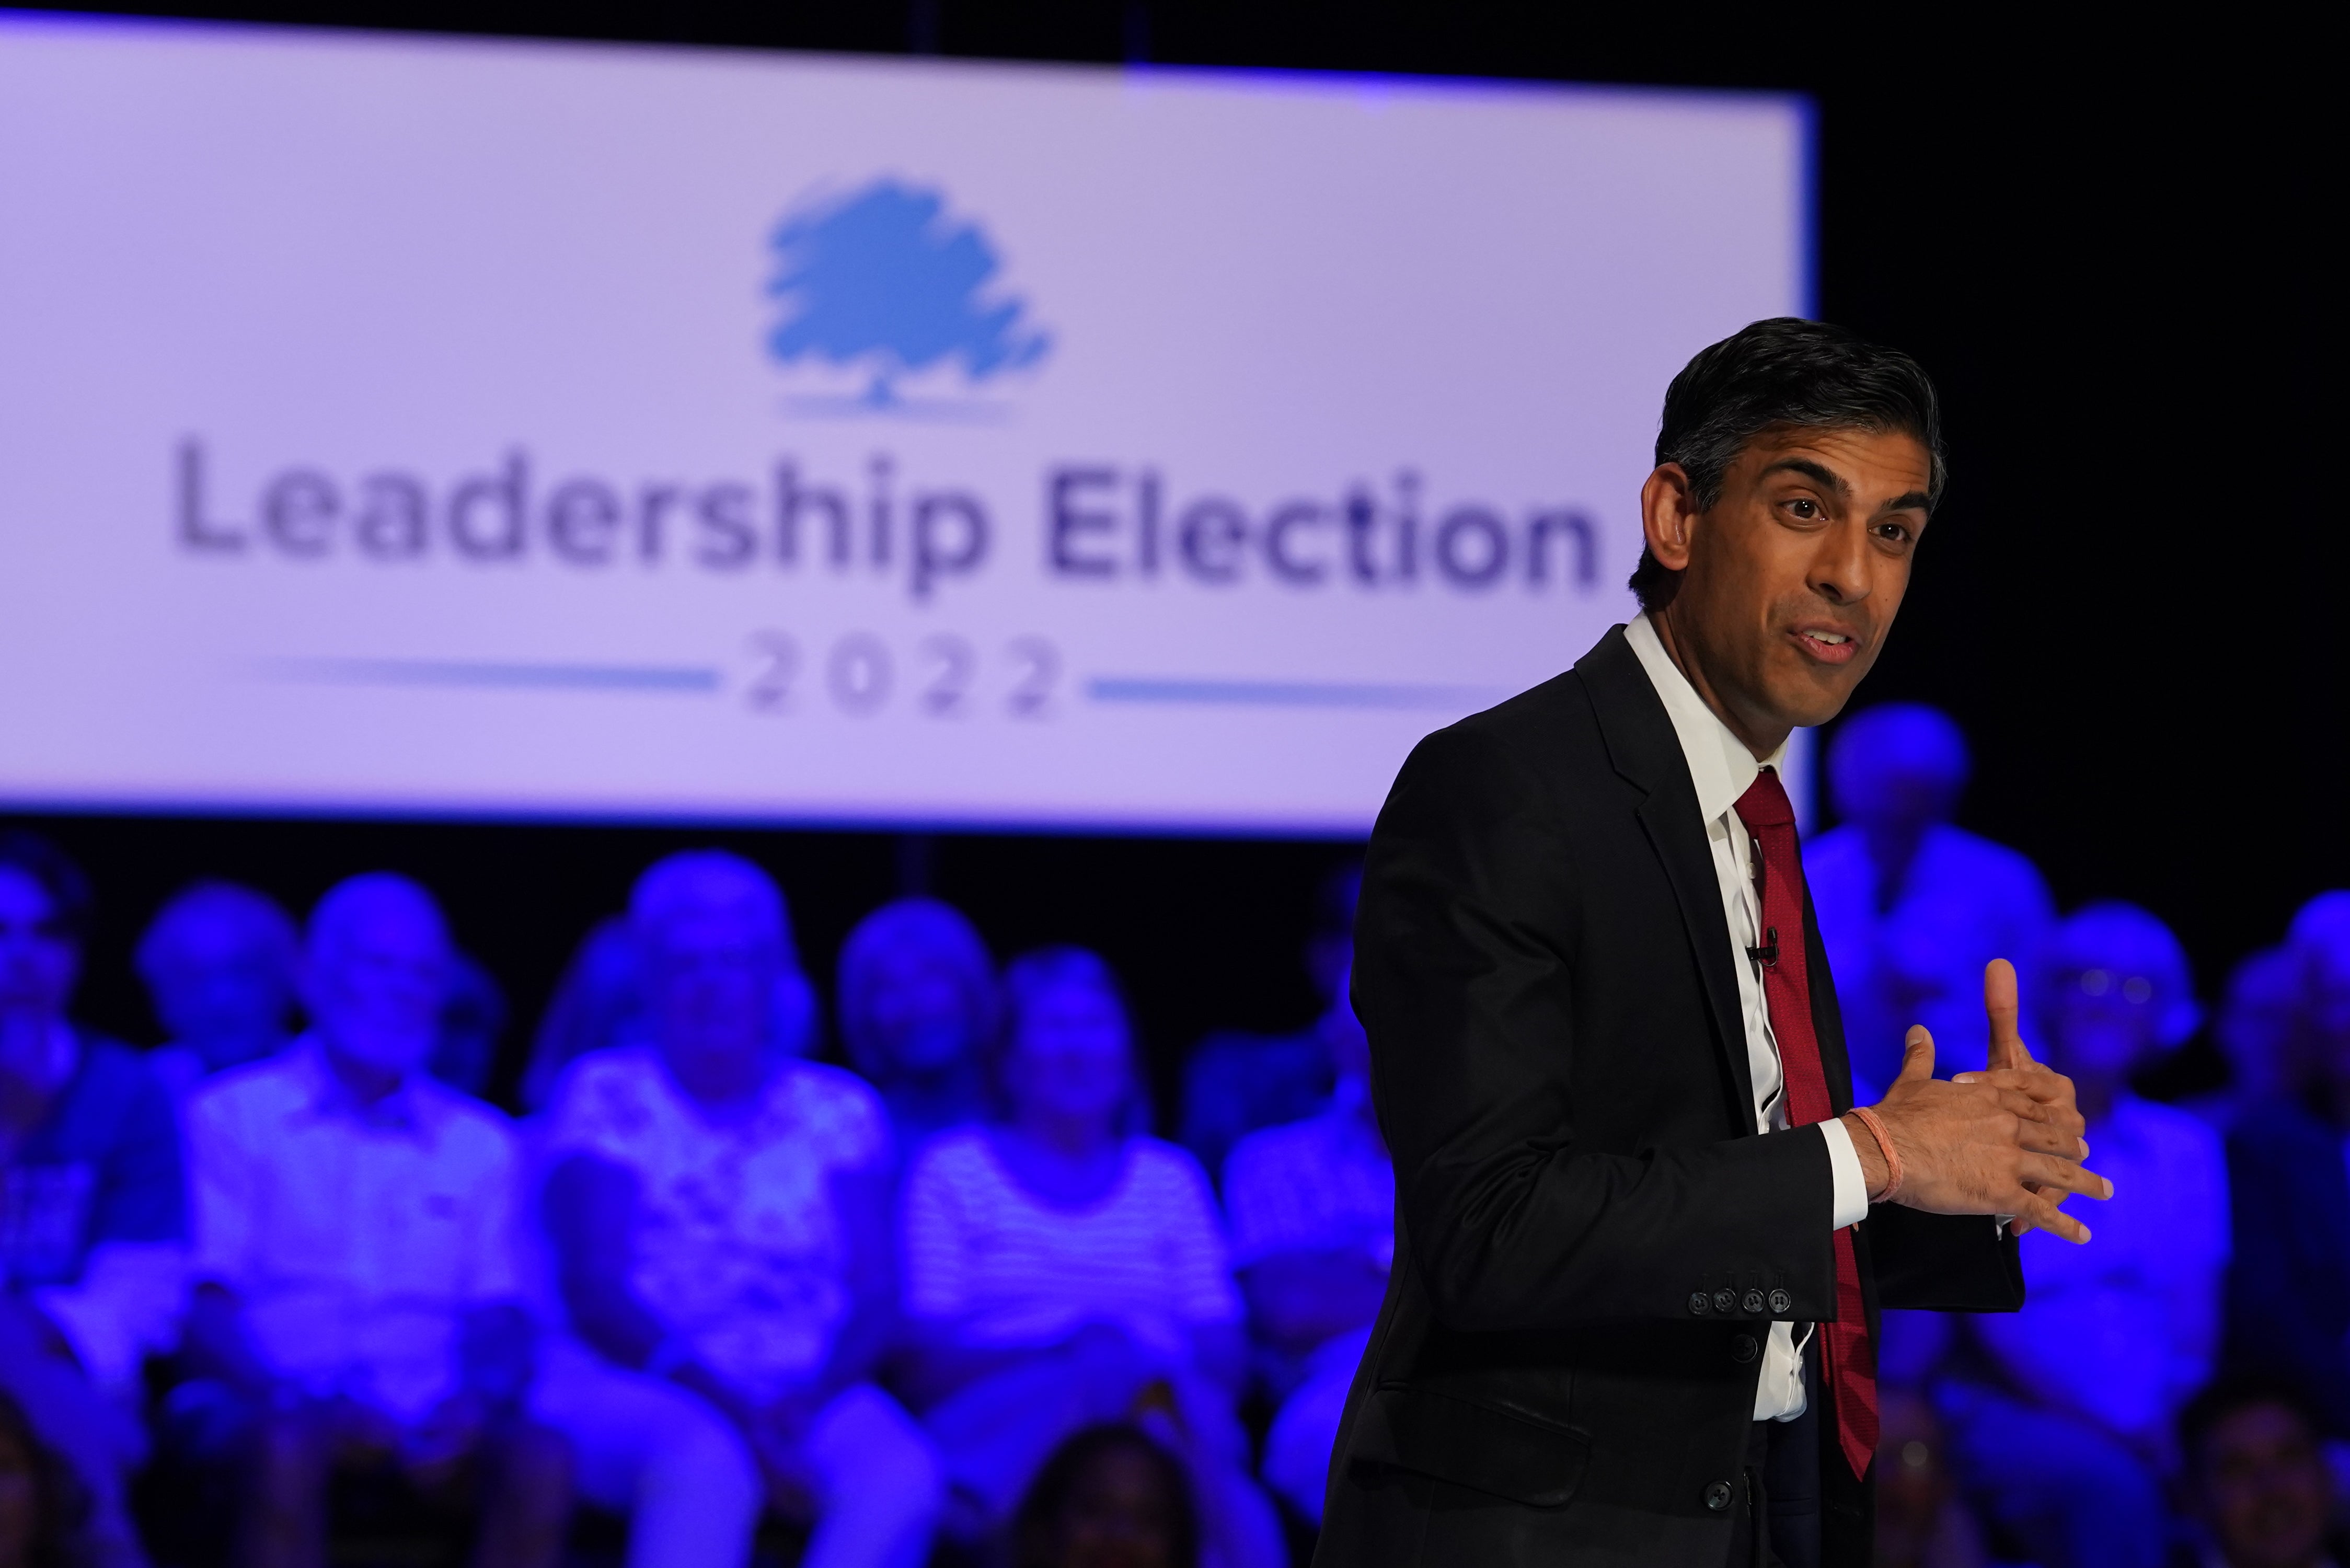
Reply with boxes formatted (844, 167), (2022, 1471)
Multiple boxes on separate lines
(0, 15), (1811, 832)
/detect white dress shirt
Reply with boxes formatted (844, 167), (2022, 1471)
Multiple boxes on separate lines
(1626, 614), (1869, 1422)
(187, 1038), (523, 1422)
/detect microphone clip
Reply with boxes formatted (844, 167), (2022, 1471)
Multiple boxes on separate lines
(1747, 926), (1780, 970)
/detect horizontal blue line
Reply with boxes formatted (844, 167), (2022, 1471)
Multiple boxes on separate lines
(256, 658), (721, 693)
(1087, 677), (1500, 710)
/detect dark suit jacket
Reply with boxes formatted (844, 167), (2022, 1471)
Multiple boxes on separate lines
(1315, 627), (2022, 1568)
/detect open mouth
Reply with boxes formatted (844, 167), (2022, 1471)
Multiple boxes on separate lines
(1792, 628), (1860, 665)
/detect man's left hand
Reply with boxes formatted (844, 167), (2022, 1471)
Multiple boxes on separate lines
(1953, 958), (2090, 1236)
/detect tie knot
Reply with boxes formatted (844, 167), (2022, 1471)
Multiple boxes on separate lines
(1735, 767), (1795, 830)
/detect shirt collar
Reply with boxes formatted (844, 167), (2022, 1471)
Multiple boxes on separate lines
(285, 1034), (437, 1138)
(1623, 614), (1787, 825)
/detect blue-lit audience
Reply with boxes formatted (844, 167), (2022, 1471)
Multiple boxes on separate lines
(4, 704), (2347, 1564)
(2226, 892), (2350, 1435)
(519, 915), (646, 1113)
(1221, 966), (1389, 1525)
(538, 850), (936, 1568)
(2195, 944), (2302, 1131)
(1872, 1387), (1986, 1568)
(1010, 1423), (1202, 1568)
(134, 881), (299, 1109)
(2181, 1379), (2345, 1568)
(1940, 902), (2224, 1568)
(1177, 865), (1358, 1182)
(0, 832), (175, 1568)
(899, 948), (1283, 1568)
(837, 896), (999, 1159)
(178, 871), (566, 1568)
(0, 1388), (102, 1568)
(1806, 704), (2056, 1099)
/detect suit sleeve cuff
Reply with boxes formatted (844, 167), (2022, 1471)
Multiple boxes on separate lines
(1821, 1116), (1869, 1229)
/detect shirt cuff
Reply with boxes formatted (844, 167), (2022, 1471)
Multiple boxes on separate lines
(1821, 1116), (1869, 1229)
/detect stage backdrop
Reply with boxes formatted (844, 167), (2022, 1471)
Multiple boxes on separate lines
(0, 15), (1810, 833)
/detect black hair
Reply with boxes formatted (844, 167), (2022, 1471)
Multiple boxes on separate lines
(2179, 1375), (2327, 1476)
(1631, 317), (1946, 613)
(0, 829), (94, 944)
(1010, 1422), (1201, 1568)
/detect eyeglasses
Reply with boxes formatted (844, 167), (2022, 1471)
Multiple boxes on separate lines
(2071, 969), (2155, 1006)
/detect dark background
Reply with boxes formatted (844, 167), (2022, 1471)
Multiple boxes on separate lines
(8, 3), (2338, 1109)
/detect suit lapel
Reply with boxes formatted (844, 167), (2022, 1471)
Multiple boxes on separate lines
(1576, 627), (1757, 1133)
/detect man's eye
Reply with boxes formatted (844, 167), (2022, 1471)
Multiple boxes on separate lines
(1874, 522), (1913, 545)
(1787, 499), (1819, 520)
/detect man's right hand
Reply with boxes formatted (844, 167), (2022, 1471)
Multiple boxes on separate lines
(1845, 1022), (2111, 1243)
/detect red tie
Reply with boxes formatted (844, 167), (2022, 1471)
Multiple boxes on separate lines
(1734, 766), (1879, 1481)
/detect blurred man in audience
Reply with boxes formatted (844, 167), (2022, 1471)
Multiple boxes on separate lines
(2180, 1379), (2344, 1568)
(536, 850), (937, 1568)
(2227, 891), (2350, 1433)
(1942, 901), (2222, 1568)
(180, 871), (569, 1568)
(900, 948), (1282, 1568)
(1220, 966), (1388, 1524)
(136, 879), (301, 1105)
(1804, 704), (2055, 1098)
(0, 831), (179, 1568)
(837, 896), (999, 1158)
(1178, 862), (1358, 1182)
(2191, 947), (2303, 1131)
(429, 951), (507, 1101)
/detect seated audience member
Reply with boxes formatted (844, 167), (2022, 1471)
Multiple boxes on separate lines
(2191, 948), (2303, 1132)
(900, 948), (1283, 1568)
(2228, 891), (2350, 1434)
(1942, 901), (2222, 1568)
(136, 880), (301, 1105)
(2180, 1378), (2345, 1568)
(519, 916), (646, 1113)
(180, 872), (569, 1568)
(1874, 1388), (1987, 1568)
(1178, 863), (1359, 1181)
(0, 1388), (100, 1568)
(1220, 970), (1388, 1523)
(0, 832), (178, 1567)
(429, 950), (508, 1101)
(536, 850), (937, 1568)
(837, 897), (999, 1156)
(1803, 704), (2055, 1097)
(1010, 1423), (1199, 1568)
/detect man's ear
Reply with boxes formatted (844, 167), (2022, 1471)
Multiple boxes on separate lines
(1640, 463), (1700, 573)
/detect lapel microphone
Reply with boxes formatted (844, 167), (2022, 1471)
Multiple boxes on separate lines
(1746, 834), (1779, 967)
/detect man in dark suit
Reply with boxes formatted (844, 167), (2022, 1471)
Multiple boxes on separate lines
(1316, 318), (2109, 1568)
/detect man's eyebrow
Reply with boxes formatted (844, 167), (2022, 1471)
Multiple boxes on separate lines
(1880, 490), (1933, 516)
(1758, 457), (1851, 497)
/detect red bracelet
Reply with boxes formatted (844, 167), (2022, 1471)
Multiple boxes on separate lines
(1847, 1105), (1903, 1204)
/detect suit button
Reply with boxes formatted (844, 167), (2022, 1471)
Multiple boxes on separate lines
(1712, 1289), (1736, 1315)
(1688, 1292), (1710, 1317)
(1704, 1480), (1734, 1511)
(1741, 1289), (1766, 1316)
(1732, 1334), (1759, 1364)
(1769, 1289), (1793, 1316)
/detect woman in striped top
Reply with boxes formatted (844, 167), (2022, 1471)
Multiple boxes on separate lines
(897, 948), (1285, 1568)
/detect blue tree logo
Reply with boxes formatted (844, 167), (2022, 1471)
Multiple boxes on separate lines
(765, 179), (1052, 415)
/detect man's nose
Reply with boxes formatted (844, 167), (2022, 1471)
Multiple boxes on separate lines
(1810, 527), (1875, 605)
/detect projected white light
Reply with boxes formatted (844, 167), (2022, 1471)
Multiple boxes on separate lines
(0, 18), (1809, 832)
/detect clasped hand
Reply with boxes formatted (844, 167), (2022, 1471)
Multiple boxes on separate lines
(1848, 958), (2111, 1244)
